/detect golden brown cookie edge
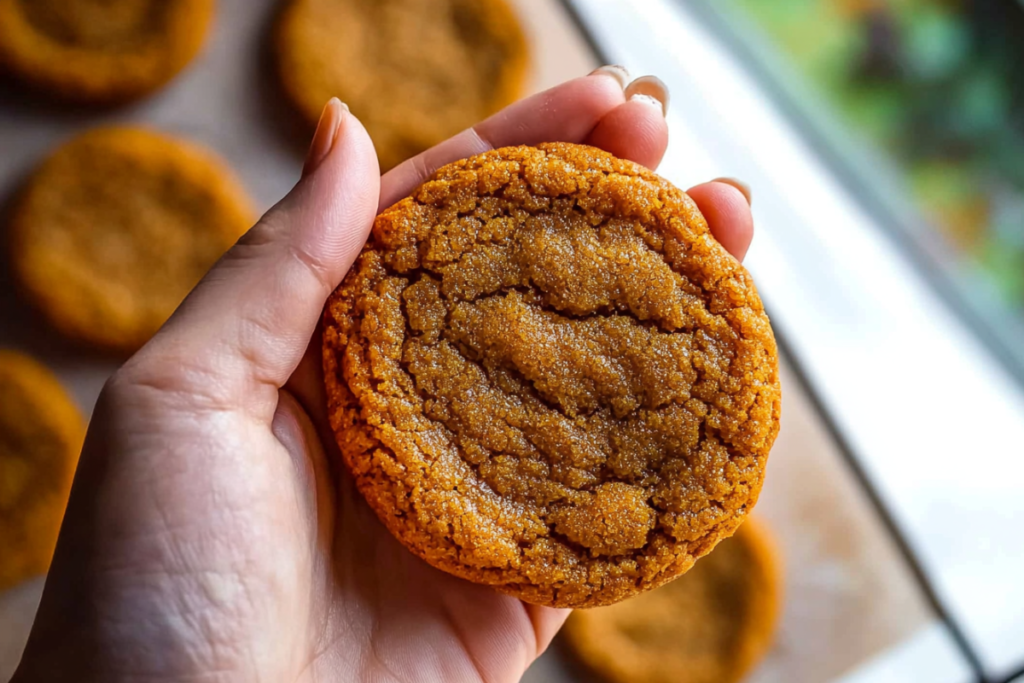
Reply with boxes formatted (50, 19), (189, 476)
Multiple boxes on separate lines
(322, 142), (781, 608)
(0, 350), (85, 590)
(0, 0), (215, 103)
(559, 517), (783, 683)
(9, 125), (256, 353)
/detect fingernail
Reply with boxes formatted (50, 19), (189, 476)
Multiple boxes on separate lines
(713, 177), (752, 205)
(589, 64), (630, 90)
(625, 75), (669, 116)
(303, 98), (348, 177)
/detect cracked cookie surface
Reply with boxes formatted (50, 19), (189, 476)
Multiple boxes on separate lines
(323, 143), (780, 607)
(561, 519), (781, 683)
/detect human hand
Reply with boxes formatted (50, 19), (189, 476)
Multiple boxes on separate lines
(13, 70), (755, 683)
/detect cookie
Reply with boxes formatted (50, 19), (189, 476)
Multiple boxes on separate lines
(0, 0), (214, 103)
(323, 143), (780, 608)
(275, 0), (529, 171)
(560, 518), (781, 683)
(0, 351), (85, 591)
(10, 127), (255, 353)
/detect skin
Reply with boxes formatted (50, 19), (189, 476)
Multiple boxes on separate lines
(12, 73), (755, 683)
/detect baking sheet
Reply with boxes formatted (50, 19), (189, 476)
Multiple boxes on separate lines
(525, 361), (937, 683)
(0, 0), (936, 680)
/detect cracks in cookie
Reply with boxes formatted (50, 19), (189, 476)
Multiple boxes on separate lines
(378, 222), (727, 338)
(368, 278), (758, 568)
(392, 315), (686, 558)
(396, 294), (450, 424)
(328, 145), (776, 596)
(392, 307), (534, 513)
(394, 275), (684, 421)
(695, 418), (743, 500)
(394, 273), (745, 504)
(542, 510), (674, 565)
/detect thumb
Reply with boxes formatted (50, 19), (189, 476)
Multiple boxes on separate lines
(128, 100), (380, 419)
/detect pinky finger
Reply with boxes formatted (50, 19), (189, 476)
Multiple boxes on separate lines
(687, 181), (755, 262)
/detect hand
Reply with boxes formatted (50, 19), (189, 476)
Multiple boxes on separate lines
(13, 72), (754, 683)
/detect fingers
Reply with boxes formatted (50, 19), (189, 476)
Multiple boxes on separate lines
(125, 70), (738, 426)
(131, 101), (380, 417)
(584, 95), (668, 169)
(524, 604), (572, 657)
(379, 73), (621, 210)
(687, 180), (755, 262)
(272, 390), (337, 544)
(379, 68), (671, 210)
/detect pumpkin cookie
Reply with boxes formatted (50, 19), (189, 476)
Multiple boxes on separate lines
(0, 0), (214, 103)
(323, 143), (781, 608)
(561, 518), (781, 683)
(275, 0), (528, 171)
(10, 127), (255, 353)
(0, 351), (85, 591)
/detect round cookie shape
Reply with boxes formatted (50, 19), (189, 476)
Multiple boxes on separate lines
(0, 351), (85, 591)
(11, 127), (255, 353)
(0, 0), (213, 103)
(275, 0), (528, 171)
(560, 519), (782, 683)
(322, 143), (781, 608)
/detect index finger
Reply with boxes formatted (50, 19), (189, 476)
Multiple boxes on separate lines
(379, 71), (628, 211)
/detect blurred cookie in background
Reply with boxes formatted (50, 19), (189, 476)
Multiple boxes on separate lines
(0, 350), (85, 591)
(560, 518), (782, 683)
(0, 0), (214, 103)
(275, 0), (529, 171)
(9, 126), (255, 353)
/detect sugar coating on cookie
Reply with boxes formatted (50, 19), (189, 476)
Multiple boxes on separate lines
(275, 0), (528, 171)
(11, 127), (255, 353)
(0, 351), (85, 591)
(0, 0), (213, 102)
(561, 519), (782, 683)
(323, 143), (781, 608)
